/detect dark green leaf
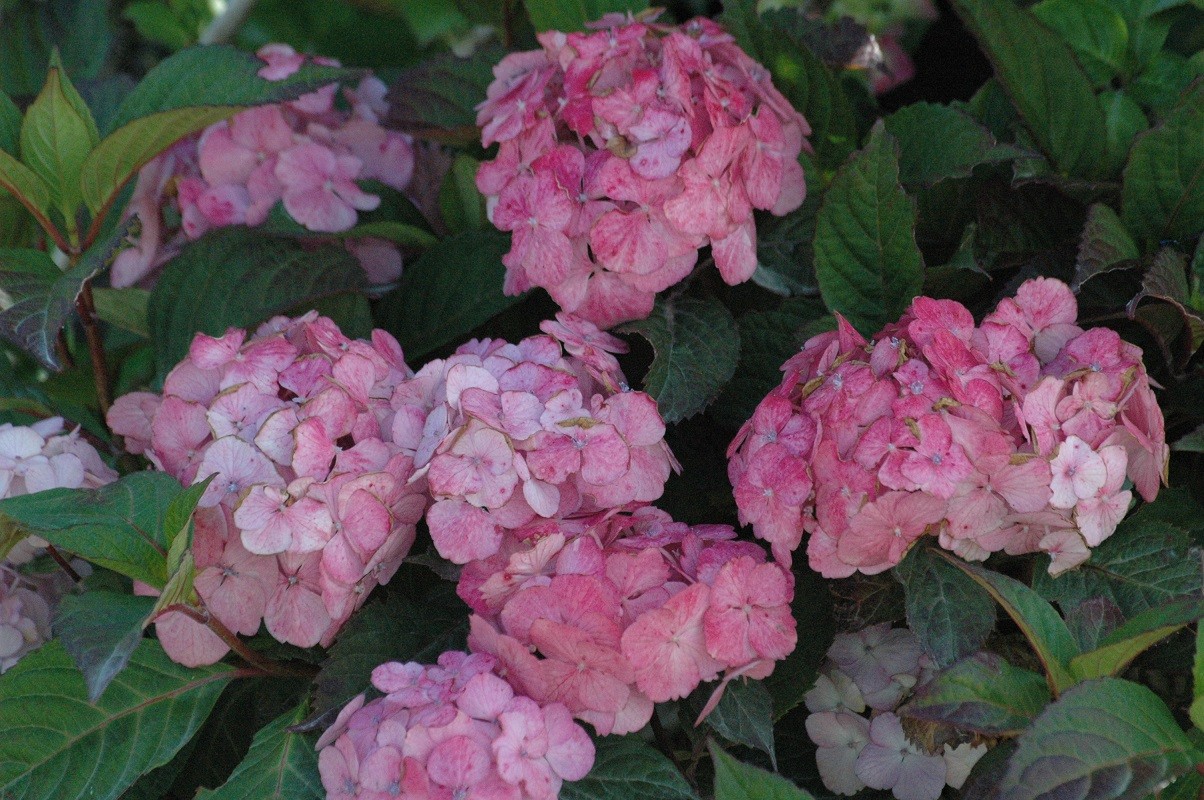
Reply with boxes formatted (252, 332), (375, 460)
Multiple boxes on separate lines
(1129, 52), (1203, 115)
(53, 590), (154, 702)
(91, 286), (148, 337)
(122, 2), (196, 51)
(618, 294), (741, 423)
(951, 0), (1110, 180)
(1122, 83), (1204, 243)
(525, 0), (647, 33)
(196, 702), (322, 800)
(894, 545), (996, 669)
(561, 736), (699, 800)
(899, 652), (1051, 736)
(1173, 423), (1204, 453)
(813, 122), (925, 336)
(1070, 596), (1204, 680)
(1031, 0), (1129, 86)
(1064, 596), (1125, 651)
(710, 741), (812, 800)
(374, 228), (520, 363)
(1127, 247), (1204, 358)
(941, 553), (1079, 692)
(884, 102), (1022, 187)
(754, 195), (819, 297)
(0, 639), (233, 800)
(702, 679), (776, 767)
(0, 91), (20, 155)
(1034, 514), (1202, 617)
(1192, 616), (1204, 731)
(313, 586), (468, 715)
(384, 43), (505, 144)
(763, 566), (833, 720)
(147, 229), (365, 382)
(0, 0), (113, 98)
(1000, 678), (1196, 800)
(108, 45), (358, 134)
(1073, 203), (1140, 290)
(0, 471), (184, 588)
(1100, 91), (1148, 171)
(439, 153), (487, 234)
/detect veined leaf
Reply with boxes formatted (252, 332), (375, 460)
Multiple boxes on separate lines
(1073, 203), (1140, 290)
(1122, 83), (1204, 243)
(884, 102), (1023, 187)
(53, 591), (155, 701)
(196, 702), (323, 800)
(899, 652), (1051, 736)
(894, 545), (996, 668)
(1069, 596), (1204, 681)
(561, 736), (699, 800)
(19, 53), (99, 219)
(710, 742), (811, 800)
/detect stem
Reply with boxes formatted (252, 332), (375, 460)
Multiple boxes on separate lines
(45, 545), (82, 583)
(162, 602), (318, 679)
(75, 281), (111, 416)
(199, 0), (260, 45)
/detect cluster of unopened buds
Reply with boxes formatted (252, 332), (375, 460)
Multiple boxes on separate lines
(317, 651), (595, 800)
(108, 312), (424, 665)
(728, 277), (1168, 577)
(393, 313), (677, 565)
(805, 624), (987, 800)
(475, 13), (810, 327)
(459, 506), (797, 735)
(114, 43), (415, 288)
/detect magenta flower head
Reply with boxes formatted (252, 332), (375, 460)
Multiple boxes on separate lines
(317, 650), (595, 800)
(108, 314), (424, 666)
(728, 277), (1167, 577)
(475, 13), (811, 327)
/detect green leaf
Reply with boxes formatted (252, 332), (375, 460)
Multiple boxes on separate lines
(894, 545), (996, 668)
(0, 639), (234, 800)
(384, 43), (504, 144)
(0, 90), (20, 155)
(1073, 203), (1141, 290)
(1122, 83), (1204, 243)
(899, 652), (1051, 736)
(91, 286), (149, 337)
(525, 0), (647, 33)
(53, 590), (155, 702)
(342, 220), (437, 250)
(1100, 90), (1148, 171)
(561, 736), (699, 800)
(1031, 0), (1129, 86)
(123, 2), (196, 51)
(164, 476), (211, 574)
(754, 192), (820, 297)
(617, 293), (741, 424)
(999, 678), (1197, 800)
(0, 471), (185, 588)
(763, 566), (834, 720)
(0, 0), (113, 98)
(1175, 423), (1204, 453)
(0, 228), (124, 370)
(702, 679), (777, 767)
(951, 0), (1110, 181)
(18, 58), (97, 220)
(1034, 514), (1202, 617)
(940, 553), (1079, 693)
(1069, 596), (1204, 681)
(1192, 618), (1204, 731)
(313, 585), (468, 715)
(814, 122), (924, 336)
(0, 148), (53, 220)
(710, 741), (811, 800)
(374, 228), (520, 363)
(439, 153), (486, 234)
(78, 106), (237, 215)
(107, 45), (358, 134)
(195, 703), (322, 800)
(883, 102), (1022, 187)
(147, 229), (365, 382)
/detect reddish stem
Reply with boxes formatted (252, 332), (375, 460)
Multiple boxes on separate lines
(74, 280), (112, 416)
(160, 602), (317, 679)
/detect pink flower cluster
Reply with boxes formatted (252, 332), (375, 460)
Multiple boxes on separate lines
(113, 43), (415, 288)
(475, 14), (810, 327)
(460, 507), (797, 736)
(317, 651), (595, 800)
(0, 568), (52, 673)
(108, 313), (424, 665)
(392, 313), (677, 566)
(0, 418), (118, 564)
(728, 278), (1168, 577)
(804, 624), (986, 800)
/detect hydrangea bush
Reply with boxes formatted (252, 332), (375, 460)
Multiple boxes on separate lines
(0, 0), (1200, 799)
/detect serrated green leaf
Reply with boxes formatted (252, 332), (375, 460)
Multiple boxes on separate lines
(884, 102), (1022, 187)
(374, 228), (520, 363)
(147, 229), (365, 382)
(814, 122), (924, 336)
(710, 741), (811, 800)
(524, 0), (647, 33)
(1122, 83), (1204, 243)
(618, 294), (741, 423)
(701, 679), (777, 767)
(196, 702), (323, 800)
(1031, 0), (1129, 86)
(1073, 203), (1141, 290)
(1070, 596), (1204, 681)
(1000, 678), (1196, 800)
(1034, 514), (1202, 617)
(19, 59), (98, 220)
(107, 45), (358, 134)
(0, 471), (184, 588)
(561, 736), (699, 800)
(951, 0), (1110, 181)
(894, 545), (996, 669)
(940, 553), (1079, 693)
(900, 652), (1050, 736)
(0, 639), (234, 800)
(53, 590), (154, 702)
